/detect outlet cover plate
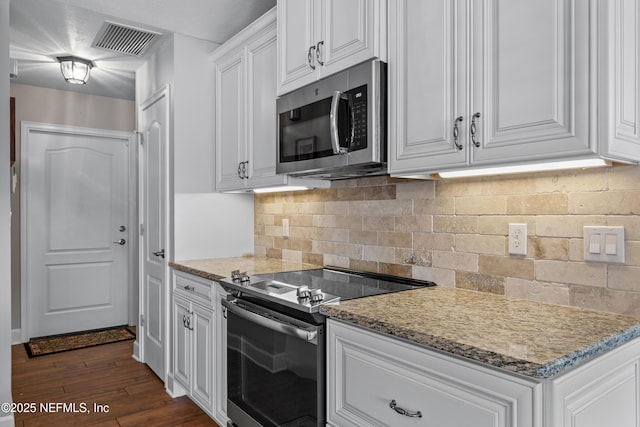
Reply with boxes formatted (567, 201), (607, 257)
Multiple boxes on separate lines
(509, 223), (527, 255)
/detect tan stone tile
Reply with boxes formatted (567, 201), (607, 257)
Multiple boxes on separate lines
(480, 174), (535, 195)
(266, 248), (282, 259)
(455, 196), (507, 215)
(608, 164), (640, 190)
(432, 251), (478, 272)
(312, 214), (336, 228)
(378, 231), (412, 248)
(412, 266), (456, 287)
(536, 260), (606, 287)
(414, 197), (455, 215)
(261, 202), (284, 215)
(302, 252), (323, 266)
(255, 214), (274, 226)
(254, 246), (267, 257)
(324, 201), (349, 215)
(414, 232), (454, 251)
(479, 255), (534, 279)
(349, 230), (378, 245)
(455, 234), (505, 256)
(607, 265), (640, 292)
(570, 191), (640, 215)
(478, 216), (536, 236)
(456, 271), (505, 295)
(289, 214), (313, 227)
(535, 168), (607, 193)
(433, 215), (478, 233)
(363, 185), (396, 200)
(569, 285), (640, 317)
(530, 237), (569, 260)
(335, 214), (362, 230)
(395, 248), (432, 267)
(625, 241), (640, 267)
(357, 175), (389, 187)
(264, 225), (281, 237)
(331, 178), (358, 189)
(349, 259), (379, 273)
(283, 201), (325, 215)
(379, 263), (413, 278)
(273, 237), (290, 250)
(607, 216), (640, 241)
(351, 199), (413, 216)
(363, 245), (396, 263)
(536, 215), (606, 238)
(289, 226), (321, 240)
(363, 216), (395, 232)
(255, 234), (274, 248)
(323, 254), (350, 268)
(505, 278), (570, 306)
(335, 187), (365, 201)
(293, 188), (335, 203)
(436, 179), (483, 197)
(507, 193), (569, 215)
(568, 239), (584, 261)
(290, 239), (313, 252)
(396, 180), (436, 200)
(395, 215), (433, 233)
(282, 249), (302, 263)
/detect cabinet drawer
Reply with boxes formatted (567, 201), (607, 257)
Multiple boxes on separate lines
(327, 319), (541, 427)
(174, 271), (214, 306)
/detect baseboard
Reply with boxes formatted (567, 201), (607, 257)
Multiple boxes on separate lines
(165, 374), (187, 398)
(132, 339), (141, 362)
(11, 329), (22, 344)
(0, 412), (15, 427)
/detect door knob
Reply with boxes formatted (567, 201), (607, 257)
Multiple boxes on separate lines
(153, 249), (165, 258)
(119, 225), (126, 232)
(113, 238), (126, 245)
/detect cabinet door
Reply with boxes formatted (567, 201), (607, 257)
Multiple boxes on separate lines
(277, 0), (317, 95)
(246, 27), (287, 189)
(469, 0), (595, 165)
(388, 0), (468, 176)
(172, 295), (191, 390)
(215, 49), (246, 191)
(318, 0), (385, 78)
(191, 303), (214, 413)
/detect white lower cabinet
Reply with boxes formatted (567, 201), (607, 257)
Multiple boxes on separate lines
(327, 319), (541, 427)
(172, 272), (217, 420)
(328, 319), (640, 427)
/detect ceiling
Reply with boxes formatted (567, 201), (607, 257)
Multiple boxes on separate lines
(9, 0), (276, 100)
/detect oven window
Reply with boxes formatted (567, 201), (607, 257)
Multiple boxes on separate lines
(227, 309), (319, 427)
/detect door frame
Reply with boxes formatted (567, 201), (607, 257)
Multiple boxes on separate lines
(134, 84), (172, 378)
(20, 121), (137, 343)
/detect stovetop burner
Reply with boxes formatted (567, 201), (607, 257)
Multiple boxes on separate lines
(220, 266), (436, 314)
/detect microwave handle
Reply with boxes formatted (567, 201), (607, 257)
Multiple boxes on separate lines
(330, 91), (353, 155)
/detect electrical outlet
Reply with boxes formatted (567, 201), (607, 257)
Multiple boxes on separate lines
(509, 223), (527, 255)
(282, 218), (289, 238)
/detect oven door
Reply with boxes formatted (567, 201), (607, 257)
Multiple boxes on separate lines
(222, 298), (324, 427)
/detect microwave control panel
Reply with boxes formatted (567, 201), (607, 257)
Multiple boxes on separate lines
(348, 85), (367, 151)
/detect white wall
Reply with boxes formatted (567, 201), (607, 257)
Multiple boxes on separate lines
(0, 0), (14, 423)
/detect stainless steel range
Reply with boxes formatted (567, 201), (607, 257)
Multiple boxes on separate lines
(220, 267), (436, 427)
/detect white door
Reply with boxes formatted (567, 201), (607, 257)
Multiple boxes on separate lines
(140, 86), (170, 380)
(23, 123), (131, 339)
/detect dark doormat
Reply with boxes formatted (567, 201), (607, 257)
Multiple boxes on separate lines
(24, 325), (136, 357)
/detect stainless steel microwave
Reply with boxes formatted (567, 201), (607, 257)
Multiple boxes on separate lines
(276, 60), (387, 180)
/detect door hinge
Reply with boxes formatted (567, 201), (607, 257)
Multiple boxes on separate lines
(139, 224), (144, 236)
(140, 315), (145, 327)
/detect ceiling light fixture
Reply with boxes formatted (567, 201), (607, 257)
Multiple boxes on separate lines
(57, 56), (95, 85)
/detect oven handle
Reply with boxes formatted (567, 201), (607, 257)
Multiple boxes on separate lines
(221, 298), (318, 345)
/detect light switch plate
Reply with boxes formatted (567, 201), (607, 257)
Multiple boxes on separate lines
(583, 226), (625, 263)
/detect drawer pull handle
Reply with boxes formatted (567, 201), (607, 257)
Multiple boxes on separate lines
(184, 285), (195, 291)
(389, 400), (422, 418)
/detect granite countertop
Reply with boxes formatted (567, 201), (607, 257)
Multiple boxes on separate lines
(170, 256), (321, 282)
(321, 286), (640, 379)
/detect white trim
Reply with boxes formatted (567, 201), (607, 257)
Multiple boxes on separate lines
(11, 329), (21, 345)
(20, 121), (135, 342)
(0, 413), (15, 427)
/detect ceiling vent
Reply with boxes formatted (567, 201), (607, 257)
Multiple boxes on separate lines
(92, 21), (162, 56)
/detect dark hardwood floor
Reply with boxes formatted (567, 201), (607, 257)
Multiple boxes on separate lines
(12, 339), (219, 426)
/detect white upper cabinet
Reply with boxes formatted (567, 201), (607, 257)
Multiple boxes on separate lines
(214, 8), (290, 192)
(277, 0), (387, 95)
(389, 0), (640, 177)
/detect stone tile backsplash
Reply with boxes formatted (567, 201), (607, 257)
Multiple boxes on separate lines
(254, 165), (640, 316)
